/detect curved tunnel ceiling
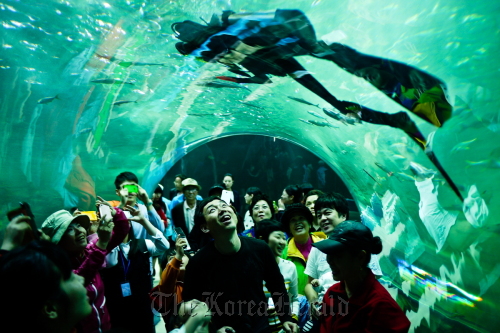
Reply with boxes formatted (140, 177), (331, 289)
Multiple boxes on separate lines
(1, 0), (499, 331)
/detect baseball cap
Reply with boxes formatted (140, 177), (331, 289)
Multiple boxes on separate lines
(312, 220), (380, 255)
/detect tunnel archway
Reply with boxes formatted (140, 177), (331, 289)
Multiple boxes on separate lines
(156, 134), (355, 204)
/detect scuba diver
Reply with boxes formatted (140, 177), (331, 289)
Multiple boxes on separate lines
(172, 9), (462, 200)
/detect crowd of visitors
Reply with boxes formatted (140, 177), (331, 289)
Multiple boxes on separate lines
(0, 169), (410, 333)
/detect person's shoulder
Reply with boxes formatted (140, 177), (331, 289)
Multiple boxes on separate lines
(368, 280), (401, 304)
(172, 201), (183, 211)
(309, 246), (325, 261)
(191, 242), (216, 262)
(279, 258), (296, 270)
(240, 235), (267, 247)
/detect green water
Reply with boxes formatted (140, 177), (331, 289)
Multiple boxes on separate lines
(1, 0), (499, 331)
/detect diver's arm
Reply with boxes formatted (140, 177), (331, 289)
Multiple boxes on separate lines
(276, 57), (360, 113)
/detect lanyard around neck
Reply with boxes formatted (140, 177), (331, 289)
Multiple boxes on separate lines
(118, 244), (131, 280)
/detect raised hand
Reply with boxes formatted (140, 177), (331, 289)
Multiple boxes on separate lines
(136, 185), (151, 206)
(96, 196), (116, 217)
(283, 321), (299, 333)
(96, 217), (115, 250)
(175, 236), (187, 259)
(1, 216), (33, 251)
(124, 205), (145, 223)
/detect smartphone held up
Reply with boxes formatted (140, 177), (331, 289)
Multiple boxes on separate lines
(175, 227), (191, 251)
(98, 204), (112, 221)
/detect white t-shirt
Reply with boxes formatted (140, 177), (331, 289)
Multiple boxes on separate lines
(105, 230), (170, 274)
(243, 210), (254, 230)
(183, 201), (197, 233)
(264, 258), (299, 317)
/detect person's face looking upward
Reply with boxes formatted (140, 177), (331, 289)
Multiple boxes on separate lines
(60, 272), (92, 322)
(317, 208), (346, 235)
(223, 176), (234, 191)
(305, 195), (318, 217)
(59, 222), (87, 253)
(173, 177), (183, 191)
(289, 214), (310, 238)
(116, 180), (138, 205)
(202, 199), (237, 233)
(267, 231), (287, 257)
(252, 200), (272, 223)
(244, 192), (253, 205)
(281, 189), (293, 205)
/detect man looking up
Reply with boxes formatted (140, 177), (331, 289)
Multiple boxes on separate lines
(114, 171), (165, 238)
(183, 196), (299, 333)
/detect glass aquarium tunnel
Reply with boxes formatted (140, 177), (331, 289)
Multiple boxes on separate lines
(1, 0), (499, 332)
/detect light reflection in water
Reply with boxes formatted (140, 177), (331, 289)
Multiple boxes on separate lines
(398, 259), (483, 307)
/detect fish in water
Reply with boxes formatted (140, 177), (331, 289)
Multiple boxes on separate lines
(323, 108), (343, 120)
(288, 96), (320, 108)
(240, 101), (264, 110)
(392, 154), (407, 161)
(375, 162), (393, 176)
(466, 159), (500, 168)
(118, 61), (165, 67)
(308, 120), (339, 128)
(91, 79), (135, 85)
(395, 172), (415, 182)
(113, 100), (137, 106)
(307, 110), (326, 120)
(323, 108), (350, 125)
(96, 55), (165, 67)
(299, 118), (311, 125)
(188, 113), (212, 117)
(345, 140), (357, 148)
(37, 95), (58, 104)
(363, 169), (381, 186)
(196, 81), (250, 90)
(451, 138), (477, 153)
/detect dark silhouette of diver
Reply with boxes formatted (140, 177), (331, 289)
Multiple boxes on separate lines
(173, 9), (462, 200)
